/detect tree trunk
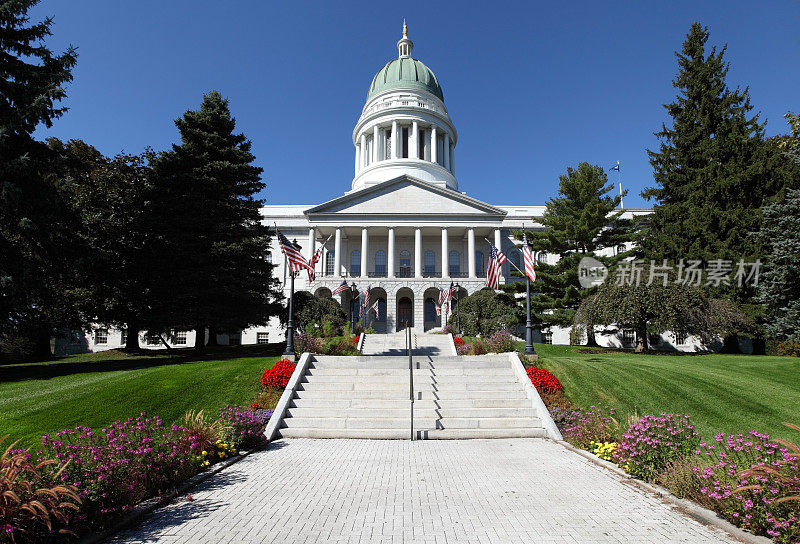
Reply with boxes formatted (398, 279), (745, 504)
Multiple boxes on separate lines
(207, 326), (218, 346)
(635, 324), (648, 353)
(33, 332), (53, 358)
(125, 321), (140, 351)
(195, 325), (206, 353)
(586, 323), (598, 346)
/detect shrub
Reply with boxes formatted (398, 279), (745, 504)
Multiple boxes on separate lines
(41, 414), (198, 526)
(590, 441), (618, 462)
(777, 341), (800, 357)
(321, 319), (336, 338)
(252, 389), (282, 411)
(693, 428), (800, 542)
(558, 405), (620, 449)
(442, 324), (455, 335)
(219, 405), (269, 450)
(472, 338), (489, 355)
(613, 413), (701, 481)
(487, 330), (515, 353)
(1, 438), (81, 543)
(295, 332), (323, 354)
(526, 366), (563, 393)
(453, 337), (465, 346)
(260, 359), (296, 389)
(456, 343), (472, 355)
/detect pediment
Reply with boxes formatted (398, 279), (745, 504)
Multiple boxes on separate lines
(305, 176), (506, 218)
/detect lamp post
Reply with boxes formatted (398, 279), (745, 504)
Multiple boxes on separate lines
(454, 282), (461, 336)
(524, 275), (536, 355)
(283, 253), (299, 357)
(349, 282), (358, 333)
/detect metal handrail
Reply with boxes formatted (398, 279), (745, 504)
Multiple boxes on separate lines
(407, 325), (414, 441)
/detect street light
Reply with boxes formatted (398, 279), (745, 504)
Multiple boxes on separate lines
(454, 282), (461, 336)
(283, 239), (300, 357)
(349, 282), (358, 333)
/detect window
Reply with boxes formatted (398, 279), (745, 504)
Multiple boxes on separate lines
(94, 328), (108, 345)
(674, 332), (687, 345)
(449, 250), (460, 276)
(326, 251), (335, 276)
(475, 251), (484, 276)
(510, 249), (522, 272)
(418, 129), (426, 160)
(375, 250), (387, 276)
(174, 330), (187, 345)
(541, 331), (553, 345)
(146, 333), (160, 346)
(401, 127), (409, 158)
(228, 332), (241, 346)
(436, 134), (444, 165)
(617, 244), (626, 255)
(350, 250), (361, 276)
(399, 250), (411, 277)
(537, 253), (547, 265)
(424, 250), (436, 276)
(622, 329), (635, 346)
(365, 135), (373, 166)
(424, 298), (438, 322)
(120, 329), (127, 346)
(384, 130), (391, 160)
(266, 251), (272, 264)
(257, 332), (269, 344)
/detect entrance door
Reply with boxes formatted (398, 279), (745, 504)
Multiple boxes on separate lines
(397, 297), (413, 331)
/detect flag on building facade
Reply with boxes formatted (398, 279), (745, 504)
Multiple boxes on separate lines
(332, 280), (348, 296)
(277, 229), (312, 273)
(522, 232), (536, 282)
(487, 243), (507, 289)
(361, 285), (371, 314)
(610, 161), (620, 171)
(370, 299), (381, 319)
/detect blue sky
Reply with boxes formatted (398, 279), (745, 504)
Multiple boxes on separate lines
(32, 1), (800, 209)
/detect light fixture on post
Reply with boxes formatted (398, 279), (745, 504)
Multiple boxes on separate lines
(283, 239), (300, 357)
(454, 282), (461, 336)
(350, 282), (358, 333)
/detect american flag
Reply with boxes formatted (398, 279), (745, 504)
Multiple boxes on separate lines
(487, 243), (507, 289)
(447, 281), (455, 302)
(438, 287), (447, 306)
(522, 232), (536, 282)
(361, 285), (371, 313)
(370, 299), (381, 319)
(277, 229), (312, 273)
(332, 280), (348, 296)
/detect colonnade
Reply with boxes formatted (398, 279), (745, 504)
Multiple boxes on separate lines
(354, 120), (455, 176)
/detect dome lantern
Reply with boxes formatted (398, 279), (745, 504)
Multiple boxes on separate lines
(397, 20), (413, 57)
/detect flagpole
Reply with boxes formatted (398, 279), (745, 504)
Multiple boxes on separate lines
(283, 250), (297, 358)
(522, 225), (536, 355)
(617, 161), (623, 209)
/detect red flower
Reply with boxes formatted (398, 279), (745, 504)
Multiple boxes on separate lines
(526, 366), (563, 393)
(352, 335), (360, 344)
(453, 337), (465, 346)
(260, 359), (297, 390)
(250, 402), (259, 410)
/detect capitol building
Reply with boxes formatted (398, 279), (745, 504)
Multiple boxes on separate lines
(74, 24), (661, 353)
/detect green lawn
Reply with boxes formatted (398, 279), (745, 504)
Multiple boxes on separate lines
(0, 347), (281, 449)
(530, 343), (800, 442)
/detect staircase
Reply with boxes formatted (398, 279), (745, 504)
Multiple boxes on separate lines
(361, 331), (455, 356)
(278, 354), (549, 439)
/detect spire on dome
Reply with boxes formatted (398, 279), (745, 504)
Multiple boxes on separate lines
(397, 20), (413, 57)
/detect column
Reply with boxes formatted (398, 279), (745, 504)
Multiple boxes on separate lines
(386, 295), (397, 333)
(411, 121), (419, 159)
(431, 126), (438, 164)
(334, 228), (342, 277)
(307, 228), (316, 261)
(360, 133), (366, 167)
(443, 133), (450, 170)
(354, 144), (360, 175)
(361, 228), (368, 277)
(451, 145), (455, 174)
(467, 227), (476, 278)
(441, 227), (448, 278)
(391, 120), (398, 159)
(494, 228), (503, 281)
(414, 228), (422, 278)
(387, 227), (395, 278)
(372, 125), (379, 163)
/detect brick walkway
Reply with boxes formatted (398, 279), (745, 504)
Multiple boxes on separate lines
(108, 439), (741, 543)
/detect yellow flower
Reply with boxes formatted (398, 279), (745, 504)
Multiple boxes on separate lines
(201, 451), (207, 456)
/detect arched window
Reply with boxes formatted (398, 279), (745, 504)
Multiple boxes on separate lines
(449, 250), (460, 276)
(265, 251), (272, 264)
(424, 298), (438, 322)
(424, 250), (436, 276)
(375, 250), (387, 276)
(399, 250), (411, 277)
(510, 249), (522, 272)
(475, 251), (484, 276)
(350, 250), (361, 276)
(326, 251), (335, 276)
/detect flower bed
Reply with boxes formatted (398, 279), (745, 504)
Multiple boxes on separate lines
(526, 366), (563, 393)
(260, 359), (296, 389)
(453, 337), (465, 346)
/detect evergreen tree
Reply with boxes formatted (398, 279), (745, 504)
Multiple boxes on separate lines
(0, 1), (78, 355)
(642, 23), (790, 302)
(145, 91), (281, 351)
(516, 162), (632, 344)
(51, 139), (154, 350)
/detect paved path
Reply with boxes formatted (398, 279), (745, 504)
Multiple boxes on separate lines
(108, 439), (741, 544)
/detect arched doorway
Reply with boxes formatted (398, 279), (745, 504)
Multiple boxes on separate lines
(397, 297), (413, 331)
(423, 286), (442, 331)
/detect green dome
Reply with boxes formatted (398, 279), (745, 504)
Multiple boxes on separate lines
(367, 56), (444, 102)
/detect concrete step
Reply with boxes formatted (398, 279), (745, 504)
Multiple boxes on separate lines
(294, 389), (528, 400)
(302, 374), (518, 384)
(285, 407), (539, 419)
(308, 361), (510, 370)
(306, 368), (512, 377)
(279, 427), (548, 440)
(279, 428), (411, 439)
(298, 382), (523, 392)
(282, 416), (543, 430)
(290, 398), (533, 409)
(413, 428), (548, 439)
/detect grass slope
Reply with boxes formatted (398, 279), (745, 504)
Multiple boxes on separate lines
(0, 349), (279, 449)
(533, 344), (800, 442)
